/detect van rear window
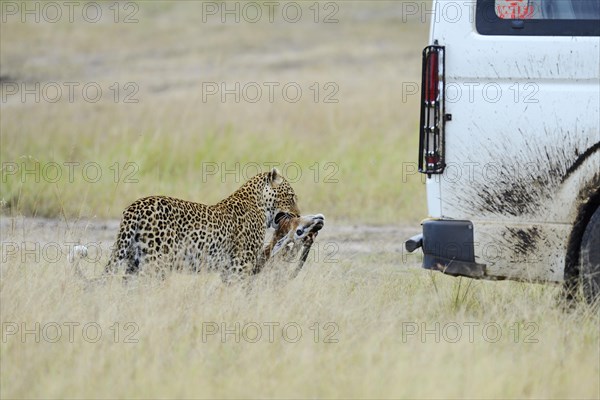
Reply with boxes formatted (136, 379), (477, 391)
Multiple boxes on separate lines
(477, 0), (600, 35)
(495, 0), (600, 20)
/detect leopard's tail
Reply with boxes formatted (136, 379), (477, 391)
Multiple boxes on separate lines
(67, 245), (90, 281)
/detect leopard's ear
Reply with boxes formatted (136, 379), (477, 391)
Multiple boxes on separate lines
(273, 212), (289, 228)
(269, 168), (283, 187)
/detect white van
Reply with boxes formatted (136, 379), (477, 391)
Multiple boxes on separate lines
(405, 0), (600, 301)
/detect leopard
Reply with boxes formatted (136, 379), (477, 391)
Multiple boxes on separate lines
(104, 168), (300, 278)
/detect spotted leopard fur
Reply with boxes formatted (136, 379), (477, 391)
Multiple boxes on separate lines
(105, 168), (300, 278)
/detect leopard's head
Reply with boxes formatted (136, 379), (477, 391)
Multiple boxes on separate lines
(263, 168), (300, 228)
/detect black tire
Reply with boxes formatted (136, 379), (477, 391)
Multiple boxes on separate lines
(580, 206), (600, 304)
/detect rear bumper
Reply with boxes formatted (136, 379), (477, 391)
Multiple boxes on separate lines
(406, 219), (486, 279)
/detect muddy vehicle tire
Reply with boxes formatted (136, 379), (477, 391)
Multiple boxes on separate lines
(580, 206), (600, 304)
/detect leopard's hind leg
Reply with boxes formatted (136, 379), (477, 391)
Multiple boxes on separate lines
(105, 213), (141, 275)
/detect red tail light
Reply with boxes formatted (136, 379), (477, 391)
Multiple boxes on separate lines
(418, 45), (446, 175)
(425, 153), (440, 166)
(425, 51), (439, 103)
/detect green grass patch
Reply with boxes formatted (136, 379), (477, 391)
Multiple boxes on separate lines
(1, 1), (428, 224)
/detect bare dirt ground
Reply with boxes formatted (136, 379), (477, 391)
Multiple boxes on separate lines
(1, 216), (424, 277)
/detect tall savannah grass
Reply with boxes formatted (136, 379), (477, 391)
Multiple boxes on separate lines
(1, 1), (427, 224)
(2, 2), (599, 399)
(1, 241), (599, 399)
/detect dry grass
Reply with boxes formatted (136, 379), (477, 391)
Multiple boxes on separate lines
(1, 1), (427, 224)
(1, 217), (599, 399)
(1, 2), (599, 399)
